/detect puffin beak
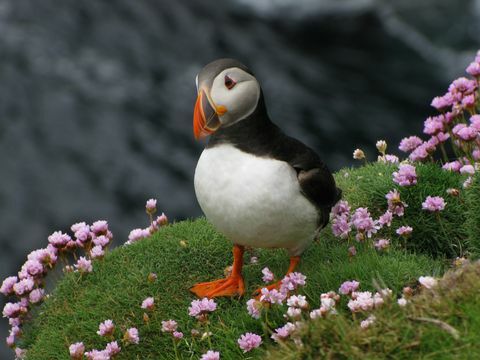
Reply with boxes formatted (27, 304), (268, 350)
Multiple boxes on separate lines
(193, 89), (225, 140)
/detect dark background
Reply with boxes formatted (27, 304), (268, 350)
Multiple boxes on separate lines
(1, 0), (479, 357)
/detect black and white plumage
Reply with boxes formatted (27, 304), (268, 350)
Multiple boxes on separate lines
(190, 59), (341, 299)
(193, 58), (341, 257)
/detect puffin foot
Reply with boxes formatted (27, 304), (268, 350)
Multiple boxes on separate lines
(190, 275), (245, 298)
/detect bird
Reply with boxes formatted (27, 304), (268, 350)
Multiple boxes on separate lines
(190, 58), (341, 298)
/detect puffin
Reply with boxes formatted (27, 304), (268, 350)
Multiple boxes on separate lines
(191, 58), (341, 298)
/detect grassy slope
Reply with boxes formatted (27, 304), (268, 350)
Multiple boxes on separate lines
(22, 222), (442, 359)
(21, 163), (477, 359)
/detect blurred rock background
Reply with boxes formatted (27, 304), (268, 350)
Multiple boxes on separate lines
(0, 0), (479, 356)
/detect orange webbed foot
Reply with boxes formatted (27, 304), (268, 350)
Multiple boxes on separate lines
(190, 275), (245, 298)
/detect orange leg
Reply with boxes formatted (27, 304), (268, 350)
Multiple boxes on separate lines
(253, 256), (301, 297)
(190, 245), (245, 298)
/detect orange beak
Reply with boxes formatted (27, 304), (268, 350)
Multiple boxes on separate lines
(193, 90), (225, 140)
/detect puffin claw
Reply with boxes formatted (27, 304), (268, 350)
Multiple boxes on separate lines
(190, 276), (245, 298)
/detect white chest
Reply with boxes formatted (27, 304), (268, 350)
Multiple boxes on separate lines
(194, 144), (318, 256)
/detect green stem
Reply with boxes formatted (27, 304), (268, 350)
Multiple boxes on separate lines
(172, 337), (180, 360)
(205, 321), (212, 349)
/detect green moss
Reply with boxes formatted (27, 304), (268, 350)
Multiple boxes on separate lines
(21, 217), (440, 359)
(266, 261), (480, 360)
(335, 162), (470, 257)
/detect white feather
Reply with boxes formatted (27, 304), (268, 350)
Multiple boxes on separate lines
(194, 144), (319, 256)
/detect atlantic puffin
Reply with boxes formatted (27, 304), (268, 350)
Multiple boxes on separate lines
(191, 59), (341, 298)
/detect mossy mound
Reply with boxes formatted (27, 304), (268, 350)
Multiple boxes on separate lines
(335, 162), (472, 257)
(21, 218), (440, 359)
(267, 260), (480, 359)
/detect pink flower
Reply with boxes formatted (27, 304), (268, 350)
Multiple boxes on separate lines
(338, 280), (360, 295)
(386, 189), (407, 216)
(261, 267), (274, 283)
(449, 77), (477, 95)
(145, 198), (157, 214)
(15, 348), (27, 359)
(69, 342), (85, 359)
(124, 327), (139, 344)
(6, 334), (15, 347)
(460, 165), (475, 175)
(454, 124), (477, 141)
(90, 245), (105, 259)
(431, 93), (454, 110)
(466, 61), (480, 76)
(409, 143), (430, 162)
(393, 164), (417, 186)
(141, 297), (155, 311)
(126, 228), (150, 244)
(105, 341), (121, 356)
(161, 320), (178, 333)
(72, 222), (91, 244)
(23, 260), (44, 277)
(154, 213), (168, 227)
(200, 350), (220, 360)
(399, 136), (423, 153)
(286, 295), (308, 309)
(396, 226), (413, 236)
(75, 257), (93, 273)
(1, 276), (18, 296)
(348, 291), (375, 312)
(423, 116), (444, 135)
(188, 298), (217, 318)
(331, 200), (350, 217)
(29, 288), (45, 304)
(246, 299), (262, 319)
(173, 331), (184, 340)
(84, 349), (110, 360)
(422, 196), (446, 212)
(259, 288), (286, 305)
(419, 276), (437, 289)
(91, 220), (109, 235)
(48, 231), (71, 248)
(93, 235), (110, 247)
(280, 272), (306, 292)
(97, 320), (115, 337)
(378, 154), (399, 164)
(331, 214), (351, 239)
(378, 211), (393, 227)
(13, 278), (34, 296)
(351, 208), (378, 237)
(360, 315), (376, 329)
(2, 302), (25, 318)
(374, 239), (390, 251)
(442, 161), (462, 172)
(271, 323), (296, 342)
(397, 297), (408, 307)
(237, 332), (262, 353)
(470, 115), (480, 131)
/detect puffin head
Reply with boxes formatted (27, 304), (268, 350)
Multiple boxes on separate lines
(193, 58), (261, 140)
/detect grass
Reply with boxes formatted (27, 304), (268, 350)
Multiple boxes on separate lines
(18, 162), (479, 359)
(266, 260), (480, 360)
(335, 162), (470, 257)
(21, 219), (441, 359)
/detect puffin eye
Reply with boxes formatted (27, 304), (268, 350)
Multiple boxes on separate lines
(224, 75), (236, 90)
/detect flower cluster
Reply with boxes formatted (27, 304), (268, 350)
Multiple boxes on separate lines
(398, 51), (480, 184)
(125, 198), (168, 244)
(1, 219), (115, 355)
